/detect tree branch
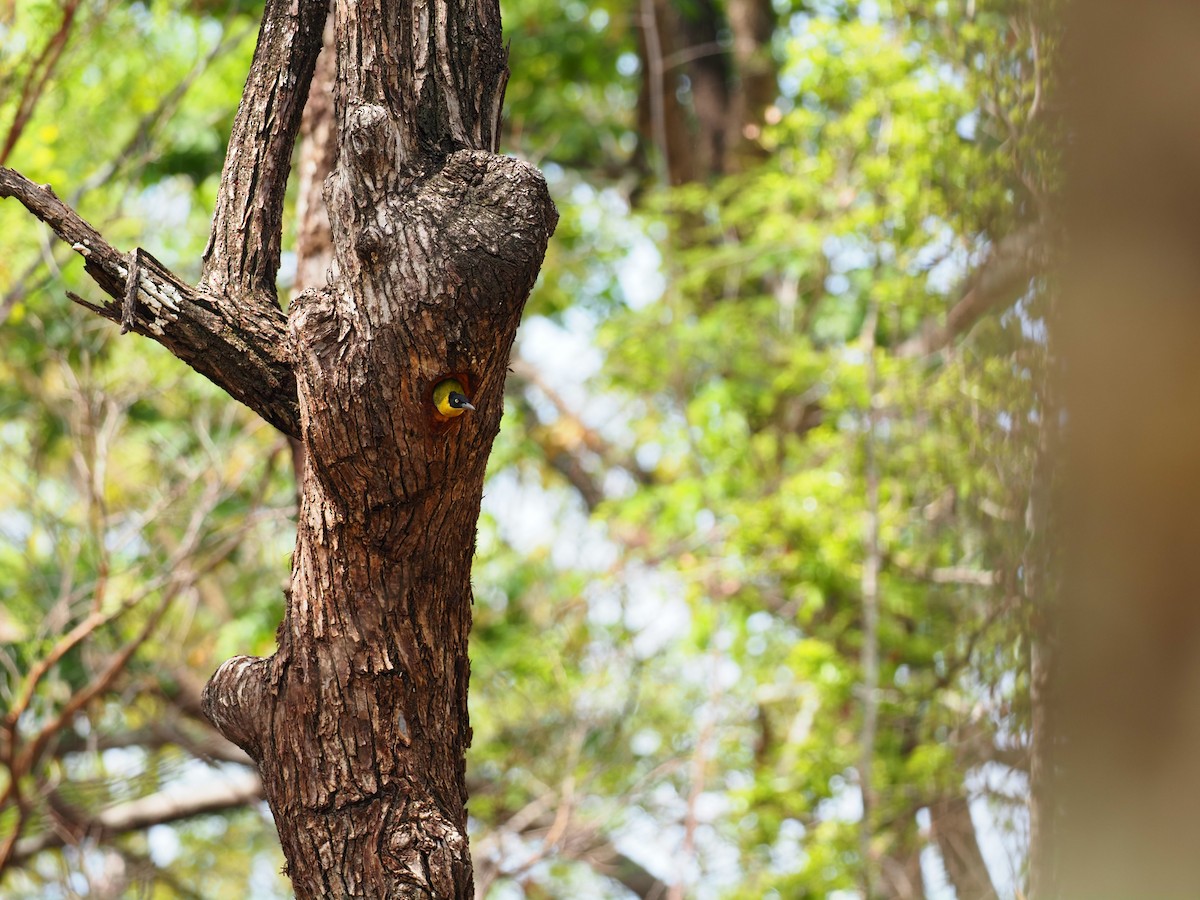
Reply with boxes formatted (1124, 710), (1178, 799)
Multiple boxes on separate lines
(508, 385), (607, 511)
(72, 14), (256, 200)
(48, 722), (253, 768)
(9, 774), (264, 865)
(0, 0), (82, 165)
(898, 224), (1050, 357)
(292, 18), (338, 301)
(200, 0), (329, 307)
(474, 789), (672, 900)
(928, 795), (1000, 900)
(0, 16), (252, 329)
(0, 168), (301, 437)
(2, 0), (329, 437)
(508, 358), (653, 512)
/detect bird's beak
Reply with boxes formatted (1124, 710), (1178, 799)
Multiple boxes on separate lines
(460, 400), (476, 411)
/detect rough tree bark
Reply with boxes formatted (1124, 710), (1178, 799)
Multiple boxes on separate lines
(0, 0), (556, 896)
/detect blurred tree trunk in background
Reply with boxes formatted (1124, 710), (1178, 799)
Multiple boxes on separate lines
(1054, 1), (1200, 896)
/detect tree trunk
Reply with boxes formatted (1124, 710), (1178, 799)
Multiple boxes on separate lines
(1053, 1), (1200, 896)
(634, 0), (778, 185)
(0, 0), (554, 891)
(200, 2), (557, 898)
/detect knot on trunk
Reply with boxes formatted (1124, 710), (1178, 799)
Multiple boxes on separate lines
(345, 103), (404, 171)
(438, 151), (559, 291)
(202, 654), (270, 759)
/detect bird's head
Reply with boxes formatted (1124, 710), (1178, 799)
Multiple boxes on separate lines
(433, 377), (475, 418)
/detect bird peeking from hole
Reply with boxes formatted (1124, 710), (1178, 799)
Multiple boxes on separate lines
(433, 378), (475, 418)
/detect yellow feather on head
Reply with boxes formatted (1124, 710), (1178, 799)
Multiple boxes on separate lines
(433, 378), (475, 417)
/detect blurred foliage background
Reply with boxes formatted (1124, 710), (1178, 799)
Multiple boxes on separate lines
(0, 0), (1055, 896)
